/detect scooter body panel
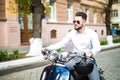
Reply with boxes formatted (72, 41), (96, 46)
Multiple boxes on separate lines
(40, 50), (105, 80)
(40, 65), (70, 80)
(51, 65), (70, 80)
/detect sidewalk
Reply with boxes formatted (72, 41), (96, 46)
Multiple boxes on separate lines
(101, 43), (120, 51)
(0, 43), (120, 76)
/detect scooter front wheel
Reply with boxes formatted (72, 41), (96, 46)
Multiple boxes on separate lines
(100, 75), (105, 80)
(40, 71), (47, 80)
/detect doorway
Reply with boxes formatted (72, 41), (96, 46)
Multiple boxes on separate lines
(19, 13), (33, 45)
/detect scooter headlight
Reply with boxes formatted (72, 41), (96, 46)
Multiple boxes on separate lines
(48, 51), (59, 62)
(60, 52), (69, 59)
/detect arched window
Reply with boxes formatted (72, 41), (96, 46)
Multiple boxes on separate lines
(101, 30), (104, 35)
(51, 30), (56, 38)
(95, 30), (97, 32)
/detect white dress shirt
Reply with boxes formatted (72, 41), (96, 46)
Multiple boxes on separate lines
(47, 27), (101, 56)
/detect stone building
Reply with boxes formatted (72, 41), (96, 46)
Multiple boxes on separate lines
(42, 0), (106, 45)
(111, 0), (120, 36)
(0, 0), (20, 47)
(0, 0), (106, 47)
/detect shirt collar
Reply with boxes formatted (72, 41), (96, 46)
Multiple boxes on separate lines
(83, 27), (88, 34)
(73, 27), (88, 34)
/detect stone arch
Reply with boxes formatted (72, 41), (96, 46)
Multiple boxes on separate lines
(51, 30), (57, 38)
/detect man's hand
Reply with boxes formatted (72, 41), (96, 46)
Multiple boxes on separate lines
(41, 48), (48, 55)
(85, 51), (93, 58)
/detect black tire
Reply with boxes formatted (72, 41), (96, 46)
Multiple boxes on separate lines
(100, 75), (105, 80)
(40, 71), (47, 80)
(40, 65), (53, 80)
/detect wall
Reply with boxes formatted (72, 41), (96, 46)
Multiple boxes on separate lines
(42, 19), (106, 46)
(42, 0), (106, 46)
(0, 0), (20, 47)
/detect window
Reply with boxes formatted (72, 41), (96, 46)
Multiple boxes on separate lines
(112, 10), (118, 18)
(93, 11), (97, 24)
(19, 13), (33, 29)
(67, 4), (73, 22)
(85, 9), (89, 24)
(100, 12), (103, 24)
(49, 2), (56, 21)
(19, 14), (24, 29)
(95, 30), (97, 32)
(101, 30), (104, 35)
(0, 0), (5, 20)
(28, 13), (33, 30)
(51, 30), (56, 38)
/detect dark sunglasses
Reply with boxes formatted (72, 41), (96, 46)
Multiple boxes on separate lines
(73, 20), (80, 24)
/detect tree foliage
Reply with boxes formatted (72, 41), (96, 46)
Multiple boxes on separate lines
(15, 0), (33, 14)
(8, 0), (55, 38)
(104, 0), (118, 35)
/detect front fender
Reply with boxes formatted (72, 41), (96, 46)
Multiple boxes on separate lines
(51, 65), (70, 80)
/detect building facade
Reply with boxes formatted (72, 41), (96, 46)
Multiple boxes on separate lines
(111, 0), (120, 35)
(42, 0), (106, 46)
(0, 0), (20, 47)
(0, 0), (106, 47)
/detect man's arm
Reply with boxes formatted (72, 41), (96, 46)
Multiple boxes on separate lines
(46, 32), (71, 50)
(87, 32), (101, 57)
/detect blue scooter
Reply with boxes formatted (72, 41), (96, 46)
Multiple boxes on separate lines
(40, 50), (105, 80)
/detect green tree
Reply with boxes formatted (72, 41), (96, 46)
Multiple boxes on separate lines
(15, 0), (45, 38)
(9, 0), (54, 38)
(104, 0), (118, 35)
(8, 0), (55, 56)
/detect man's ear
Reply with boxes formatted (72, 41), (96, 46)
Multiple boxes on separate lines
(83, 20), (86, 25)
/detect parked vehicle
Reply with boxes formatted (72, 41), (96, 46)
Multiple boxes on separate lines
(40, 50), (105, 80)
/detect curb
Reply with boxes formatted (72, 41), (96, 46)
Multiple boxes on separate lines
(101, 43), (120, 51)
(0, 60), (50, 76)
(0, 43), (120, 76)
(0, 56), (50, 76)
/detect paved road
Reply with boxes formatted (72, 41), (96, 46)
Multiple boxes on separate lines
(0, 48), (120, 80)
(95, 47), (120, 80)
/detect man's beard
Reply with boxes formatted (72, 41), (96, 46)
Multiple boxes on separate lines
(74, 24), (83, 31)
(75, 27), (82, 31)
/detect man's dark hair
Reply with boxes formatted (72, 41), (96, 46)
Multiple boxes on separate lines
(75, 12), (87, 21)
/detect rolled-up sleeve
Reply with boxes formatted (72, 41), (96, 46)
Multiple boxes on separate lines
(47, 32), (71, 50)
(91, 32), (101, 56)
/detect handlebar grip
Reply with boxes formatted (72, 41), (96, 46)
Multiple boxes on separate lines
(83, 52), (86, 57)
(42, 49), (50, 55)
(42, 50), (46, 55)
